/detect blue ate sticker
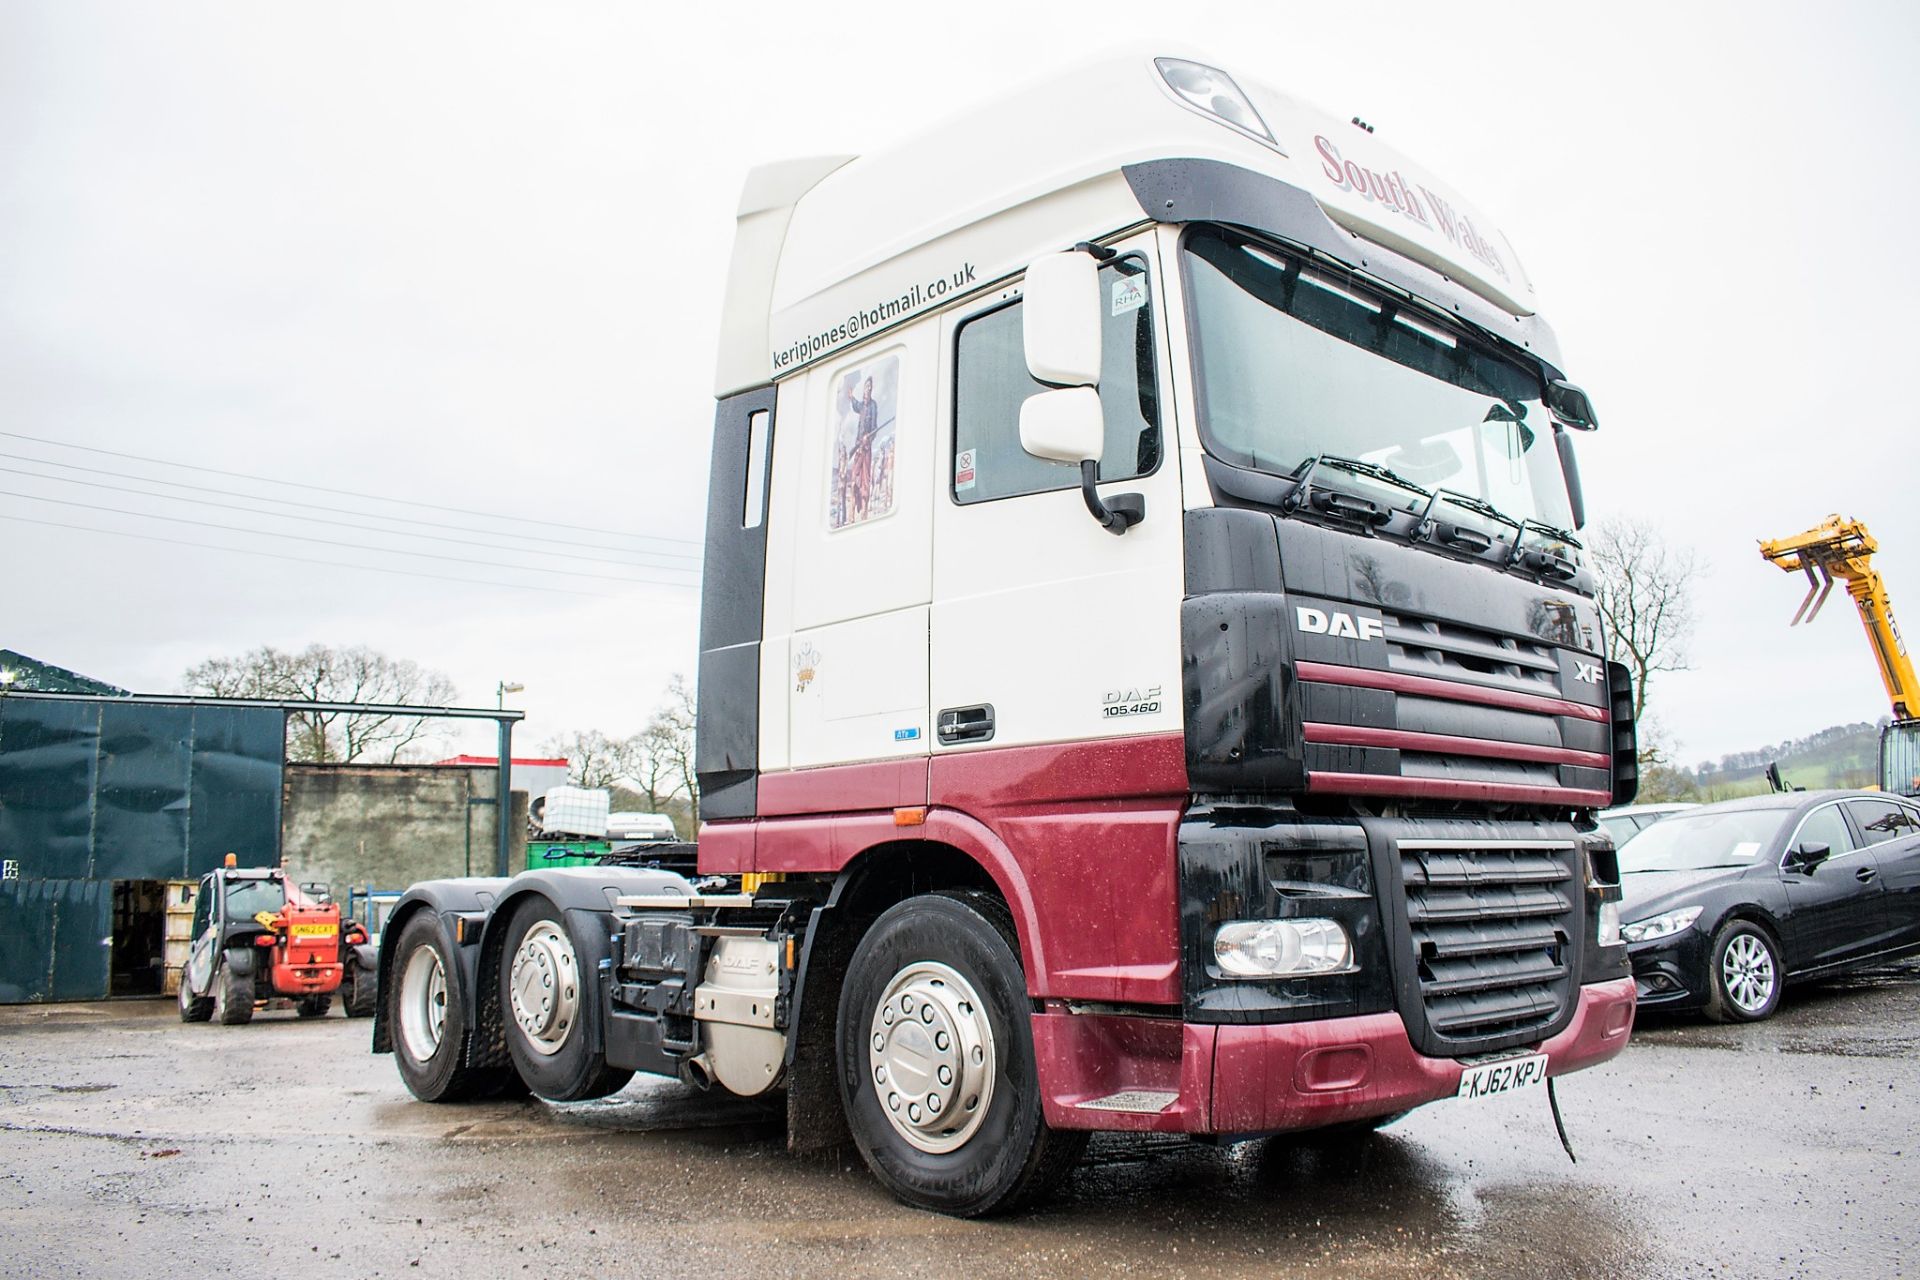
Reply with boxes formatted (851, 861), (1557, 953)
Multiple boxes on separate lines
(893, 727), (921, 741)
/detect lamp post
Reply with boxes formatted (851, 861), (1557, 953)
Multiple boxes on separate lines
(493, 681), (524, 876)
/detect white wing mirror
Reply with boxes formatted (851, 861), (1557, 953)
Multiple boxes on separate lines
(1018, 387), (1103, 465)
(1022, 251), (1101, 386)
(1015, 246), (1147, 536)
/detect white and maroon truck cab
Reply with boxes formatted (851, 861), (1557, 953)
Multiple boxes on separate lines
(373, 51), (1638, 1217)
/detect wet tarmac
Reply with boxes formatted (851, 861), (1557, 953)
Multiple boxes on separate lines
(2, 961), (1916, 1279)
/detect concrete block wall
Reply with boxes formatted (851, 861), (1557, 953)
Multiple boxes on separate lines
(281, 763), (529, 895)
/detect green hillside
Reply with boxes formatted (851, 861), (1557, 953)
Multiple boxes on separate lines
(1683, 720), (1886, 801)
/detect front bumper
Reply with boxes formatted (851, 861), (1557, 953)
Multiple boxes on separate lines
(1031, 976), (1636, 1134)
(1627, 930), (1712, 1010)
(270, 961), (343, 996)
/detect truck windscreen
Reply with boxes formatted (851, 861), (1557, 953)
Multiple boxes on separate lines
(1184, 227), (1575, 532)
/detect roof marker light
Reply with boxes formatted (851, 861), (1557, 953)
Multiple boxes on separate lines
(1153, 58), (1283, 154)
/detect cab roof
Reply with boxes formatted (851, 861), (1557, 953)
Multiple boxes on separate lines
(715, 48), (1541, 395)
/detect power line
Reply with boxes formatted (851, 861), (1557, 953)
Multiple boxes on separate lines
(0, 489), (701, 588)
(0, 429), (705, 549)
(0, 464), (700, 573)
(0, 513), (612, 598)
(0, 450), (702, 563)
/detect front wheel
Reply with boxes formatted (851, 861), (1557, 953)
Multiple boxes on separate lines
(1703, 920), (1783, 1022)
(213, 959), (254, 1026)
(178, 970), (212, 1023)
(837, 891), (1086, 1217)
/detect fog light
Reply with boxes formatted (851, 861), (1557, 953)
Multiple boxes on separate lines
(1213, 918), (1354, 978)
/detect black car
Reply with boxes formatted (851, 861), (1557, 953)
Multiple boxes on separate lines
(1619, 790), (1920, 1021)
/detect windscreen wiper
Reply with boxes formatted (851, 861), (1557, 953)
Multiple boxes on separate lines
(1505, 519), (1583, 581)
(1414, 488), (1519, 556)
(1283, 454), (1429, 527)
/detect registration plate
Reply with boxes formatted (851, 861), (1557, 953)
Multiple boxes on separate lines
(1456, 1053), (1548, 1100)
(290, 923), (337, 939)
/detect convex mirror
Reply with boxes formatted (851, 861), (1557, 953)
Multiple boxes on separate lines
(1019, 386), (1103, 466)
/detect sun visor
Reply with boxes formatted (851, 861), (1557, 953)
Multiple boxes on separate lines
(1261, 99), (1537, 317)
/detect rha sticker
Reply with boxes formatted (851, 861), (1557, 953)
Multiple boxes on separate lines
(955, 448), (976, 492)
(1111, 276), (1147, 316)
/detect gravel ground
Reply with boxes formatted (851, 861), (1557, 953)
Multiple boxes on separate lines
(2, 960), (1915, 1279)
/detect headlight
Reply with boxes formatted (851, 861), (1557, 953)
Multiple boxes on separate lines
(1620, 906), (1703, 945)
(1213, 918), (1354, 977)
(1597, 900), (1621, 947)
(1152, 57), (1281, 151)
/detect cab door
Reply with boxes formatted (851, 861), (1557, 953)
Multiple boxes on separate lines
(184, 875), (217, 996)
(928, 239), (1183, 756)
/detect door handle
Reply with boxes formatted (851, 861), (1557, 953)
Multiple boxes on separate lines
(1856, 866), (1878, 883)
(937, 704), (995, 745)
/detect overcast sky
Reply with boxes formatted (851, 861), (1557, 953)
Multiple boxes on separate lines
(3, 2), (1916, 769)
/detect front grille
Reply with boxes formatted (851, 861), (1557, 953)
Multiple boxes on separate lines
(1384, 613), (1561, 696)
(1399, 839), (1577, 1043)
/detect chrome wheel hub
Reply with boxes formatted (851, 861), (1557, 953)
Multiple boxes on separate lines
(399, 945), (448, 1061)
(867, 961), (995, 1154)
(1722, 933), (1776, 1014)
(509, 920), (579, 1056)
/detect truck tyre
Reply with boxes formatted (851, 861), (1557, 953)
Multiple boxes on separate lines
(1703, 919), (1783, 1023)
(213, 959), (254, 1026)
(296, 995), (332, 1019)
(342, 962), (378, 1018)
(836, 890), (1087, 1217)
(497, 896), (632, 1102)
(390, 911), (513, 1103)
(178, 973), (213, 1023)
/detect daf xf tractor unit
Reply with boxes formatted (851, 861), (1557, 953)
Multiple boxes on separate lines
(372, 51), (1640, 1216)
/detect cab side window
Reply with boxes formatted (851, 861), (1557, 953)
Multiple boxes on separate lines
(952, 256), (1159, 504)
(1845, 799), (1920, 846)
(190, 878), (213, 938)
(1790, 805), (1856, 858)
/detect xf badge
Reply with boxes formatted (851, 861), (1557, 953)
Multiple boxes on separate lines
(1573, 661), (1603, 684)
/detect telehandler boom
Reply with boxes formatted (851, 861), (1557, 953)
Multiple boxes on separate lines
(1759, 514), (1920, 792)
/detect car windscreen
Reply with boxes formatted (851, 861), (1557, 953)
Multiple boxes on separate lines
(1598, 815), (1639, 845)
(1618, 809), (1787, 873)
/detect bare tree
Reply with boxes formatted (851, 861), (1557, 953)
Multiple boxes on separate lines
(631, 720), (681, 812)
(649, 674), (699, 811)
(182, 644), (458, 763)
(543, 676), (699, 812)
(1588, 519), (1699, 726)
(546, 729), (630, 790)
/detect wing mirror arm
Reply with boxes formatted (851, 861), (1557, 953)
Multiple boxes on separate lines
(1080, 460), (1145, 535)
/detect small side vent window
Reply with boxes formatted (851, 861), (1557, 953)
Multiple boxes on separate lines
(743, 410), (771, 529)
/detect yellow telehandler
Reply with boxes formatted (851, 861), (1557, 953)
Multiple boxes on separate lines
(1759, 515), (1919, 793)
